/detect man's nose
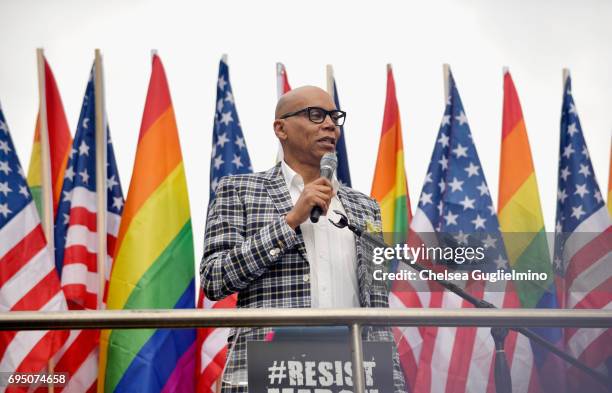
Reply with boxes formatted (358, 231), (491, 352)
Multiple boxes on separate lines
(321, 114), (337, 130)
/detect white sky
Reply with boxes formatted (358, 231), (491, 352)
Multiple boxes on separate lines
(1, 0), (611, 268)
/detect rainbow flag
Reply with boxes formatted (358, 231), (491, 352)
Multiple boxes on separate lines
(26, 57), (72, 216)
(371, 65), (411, 236)
(498, 70), (565, 391)
(99, 54), (196, 392)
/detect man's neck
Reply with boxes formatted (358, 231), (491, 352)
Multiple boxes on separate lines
(283, 156), (319, 184)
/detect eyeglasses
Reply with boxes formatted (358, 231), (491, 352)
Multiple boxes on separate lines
(280, 107), (346, 126)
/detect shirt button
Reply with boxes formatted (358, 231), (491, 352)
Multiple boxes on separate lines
(270, 248), (280, 256)
(303, 274), (310, 282)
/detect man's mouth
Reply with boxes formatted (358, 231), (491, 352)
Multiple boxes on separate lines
(317, 137), (336, 148)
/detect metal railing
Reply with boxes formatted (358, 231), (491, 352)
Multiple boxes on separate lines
(2, 308), (611, 393)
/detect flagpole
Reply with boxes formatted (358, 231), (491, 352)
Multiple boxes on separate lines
(276, 62), (284, 99)
(36, 47), (56, 393)
(94, 49), (107, 310)
(443, 63), (450, 101)
(326, 64), (334, 99)
(36, 49), (54, 255)
(562, 68), (570, 87)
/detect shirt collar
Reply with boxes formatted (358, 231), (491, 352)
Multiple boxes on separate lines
(281, 160), (340, 192)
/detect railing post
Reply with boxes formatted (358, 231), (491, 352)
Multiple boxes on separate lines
(350, 323), (366, 393)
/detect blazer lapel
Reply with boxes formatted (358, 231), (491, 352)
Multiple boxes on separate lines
(265, 163), (307, 259)
(337, 187), (372, 307)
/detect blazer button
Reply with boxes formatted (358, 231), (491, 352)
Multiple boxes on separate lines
(303, 274), (310, 282)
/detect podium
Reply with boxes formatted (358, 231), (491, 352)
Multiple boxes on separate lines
(245, 327), (395, 393)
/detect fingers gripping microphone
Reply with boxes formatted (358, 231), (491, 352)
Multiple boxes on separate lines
(310, 152), (338, 223)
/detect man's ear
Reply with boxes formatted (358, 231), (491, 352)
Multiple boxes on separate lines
(273, 119), (287, 141)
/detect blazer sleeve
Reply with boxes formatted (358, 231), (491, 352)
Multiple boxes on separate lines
(200, 176), (299, 301)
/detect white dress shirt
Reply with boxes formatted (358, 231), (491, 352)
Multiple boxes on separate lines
(281, 161), (360, 308)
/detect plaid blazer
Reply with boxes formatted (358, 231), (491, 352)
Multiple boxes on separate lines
(200, 162), (407, 393)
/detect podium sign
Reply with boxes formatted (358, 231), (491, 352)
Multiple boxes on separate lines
(247, 341), (394, 393)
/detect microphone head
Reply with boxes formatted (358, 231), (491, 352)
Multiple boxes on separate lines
(320, 152), (338, 175)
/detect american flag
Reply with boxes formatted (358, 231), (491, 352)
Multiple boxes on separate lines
(196, 56), (252, 393)
(0, 102), (68, 379)
(409, 69), (533, 393)
(553, 74), (611, 392)
(52, 65), (124, 392)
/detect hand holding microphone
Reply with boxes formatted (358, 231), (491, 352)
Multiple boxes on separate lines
(285, 153), (338, 229)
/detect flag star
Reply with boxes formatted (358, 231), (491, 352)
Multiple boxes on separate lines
(424, 172), (432, 184)
(63, 213), (69, 225)
(82, 117), (90, 129)
(79, 141), (90, 156)
(574, 183), (589, 198)
(446, 95), (452, 106)
(219, 112), (234, 126)
(560, 166), (571, 181)
(578, 164), (591, 178)
(555, 221), (562, 233)
(488, 205), (496, 216)
(213, 155), (224, 170)
(107, 175), (118, 190)
(19, 185), (28, 197)
(64, 166), (75, 181)
(594, 190), (603, 203)
(419, 192), (433, 206)
(437, 201), (444, 215)
(235, 136), (246, 150)
(0, 181), (11, 196)
(569, 103), (577, 115)
(444, 210), (459, 226)
(0, 120), (7, 133)
(459, 195), (475, 210)
(70, 148), (77, 158)
(494, 255), (507, 269)
(476, 181), (489, 196)
(0, 160), (11, 175)
(438, 156), (448, 169)
(452, 143), (468, 158)
(63, 190), (72, 202)
(112, 197), (124, 210)
(581, 145), (589, 158)
(567, 123), (578, 136)
(571, 204), (586, 220)
(225, 91), (234, 103)
(17, 165), (25, 179)
(217, 133), (229, 147)
(566, 87), (572, 96)
(216, 99), (224, 113)
(437, 133), (450, 147)
(231, 154), (243, 169)
(211, 177), (219, 191)
(471, 214), (487, 230)
(79, 169), (89, 184)
(448, 177), (464, 192)
(0, 140), (11, 154)
(440, 115), (451, 127)
(218, 76), (227, 90)
(554, 257), (563, 270)
(455, 111), (468, 125)
(464, 162), (480, 177)
(454, 231), (469, 245)
(557, 188), (568, 203)
(562, 144), (574, 159)
(483, 234), (497, 249)
(438, 179), (446, 193)
(0, 203), (11, 218)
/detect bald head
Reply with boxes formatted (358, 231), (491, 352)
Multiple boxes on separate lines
(275, 86), (335, 118)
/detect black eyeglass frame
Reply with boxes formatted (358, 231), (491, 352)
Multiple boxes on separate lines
(279, 106), (347, 126)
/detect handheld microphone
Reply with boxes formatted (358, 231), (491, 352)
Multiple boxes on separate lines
(310, 152), (338, 223)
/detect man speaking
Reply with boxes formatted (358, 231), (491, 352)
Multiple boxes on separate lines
(200, 86), (407, 393)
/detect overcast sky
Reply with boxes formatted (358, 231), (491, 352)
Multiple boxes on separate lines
(1, 0), (611, 265)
